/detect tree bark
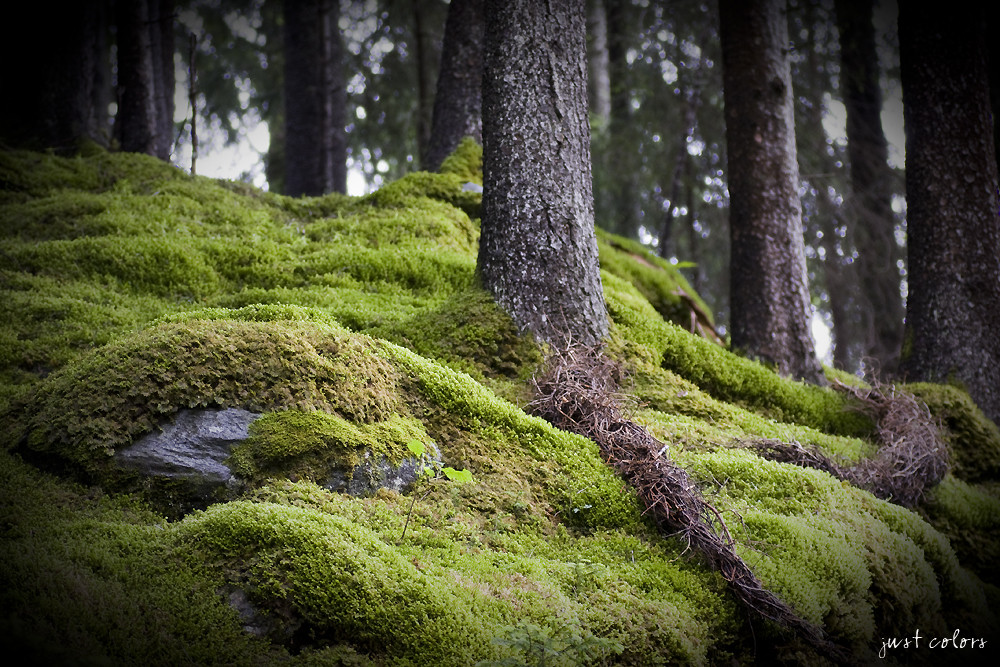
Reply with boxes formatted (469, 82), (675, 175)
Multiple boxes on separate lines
(587, 0), (611, 127)
(424, 0), (484, 173)
(149, 0), (176, 161)
(284, 0), (347, 196)
(835, 0), (904, 376)
(898, 2), (1000, 422)
(116, 0), (160, 156)
(605, 0), (637, 237)
(480, 0), (608, 347)
(719, 0), (824, 384)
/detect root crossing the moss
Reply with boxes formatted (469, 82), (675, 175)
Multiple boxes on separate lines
(527, 346), (846, 659)
(751, 380), (949, 508)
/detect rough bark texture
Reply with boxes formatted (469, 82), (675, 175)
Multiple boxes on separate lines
(719, 0), (824, 384)
(480, 0), (608, 347)
(116, 0), (160, 156)
(424, 0), (484, 173)
(898, 3), (1000, 423)
(835, 0), (904, 376)
(284, 0), (347, 196)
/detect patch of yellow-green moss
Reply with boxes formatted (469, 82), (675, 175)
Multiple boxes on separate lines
(597, 229), (714, 331)
(229, 410), (429, 483)
(3, 144), (1000, 665)
(437, 136), (483, 184)
(9, 319), (405, 470)
(905, 382), (1000, 482)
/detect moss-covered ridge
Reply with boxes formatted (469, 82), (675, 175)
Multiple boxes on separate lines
(2, 145), (999, 664)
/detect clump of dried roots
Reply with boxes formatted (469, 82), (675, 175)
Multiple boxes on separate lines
(749, 380), (948, 508)
(528, 345), (844, 658)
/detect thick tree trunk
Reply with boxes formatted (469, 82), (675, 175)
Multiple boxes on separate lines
(835, 0), (904, 376)
(719, 0), (824, 384)
(424, 0), (484, 173)
(284, 0), (346, 196)
(116, 0), (160, 156)
(898, 3), (1000, 423)
(480, 0), (608, 347)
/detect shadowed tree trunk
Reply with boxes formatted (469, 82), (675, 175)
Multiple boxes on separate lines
(149, 0), (176, 161)
(424, 0), (484, 173)
(898, 2), (1000, 423)
(284, 0), (346, 196)
(480, 0), (608, 347)
(719, 0), (824, 384)
(835, 0), (904, 376)
(0, 2), (113, 152)
(116, 0), (160, 156)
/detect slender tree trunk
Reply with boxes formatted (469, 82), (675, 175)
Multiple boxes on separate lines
(412, 1), (437, 169)
(606, 0), (636, 237)
(116, 0), (160, 156)
(324, 1), (347, 194)
(720, 0), (824, 384)
(148, 0), (176, 161)
(284, 0), (346, 196)
(898, 2), (1000, 422)
(480, 0), (608, 347)
(587, 0), (611, 127)
(835, 0), (903, 376)
(424, 0), (484, 173)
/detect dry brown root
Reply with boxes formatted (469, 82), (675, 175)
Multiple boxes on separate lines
(528, 345), (846, 659)
(750, 380), (948, 508)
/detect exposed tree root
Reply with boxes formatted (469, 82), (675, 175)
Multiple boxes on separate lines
(750, 379), (948, 508)
(528, 345), (847, 660)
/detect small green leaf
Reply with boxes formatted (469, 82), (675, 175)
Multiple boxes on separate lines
(442, 467), (473, 484)
(406, 439), (426, 457)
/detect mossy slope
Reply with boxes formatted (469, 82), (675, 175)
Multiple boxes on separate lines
(1, 146), (998, 665)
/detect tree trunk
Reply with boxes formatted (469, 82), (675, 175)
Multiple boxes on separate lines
(424, 0), (484, 173)
(605, 0), (637, 237)
(898, 3), (1000, 423)
(116, 0), (160, 156)
(0, 3), (110, 152)
(284, 0), (346, 196)
(149, 0), (176, 161)
(719, 0), (824, 384)
(587, 0), (611, 127)
(480, 0), (608, 347)
(835, 0), (904, 376)
(412, 1), (437, 169)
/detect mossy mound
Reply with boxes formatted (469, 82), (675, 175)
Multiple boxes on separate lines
(2, 145), (998, 665)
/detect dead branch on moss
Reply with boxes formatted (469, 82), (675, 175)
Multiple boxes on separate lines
(749, 380), (948, 508)
(527, 345), (845, 659)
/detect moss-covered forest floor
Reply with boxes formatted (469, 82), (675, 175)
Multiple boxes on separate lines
(1, 141), (998, 665)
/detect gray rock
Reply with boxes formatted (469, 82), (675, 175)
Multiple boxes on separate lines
(115, 408), (260, 486)
(115, 408), (442, 506)
(461, 181), (484, 193)
(325, 443), (441, 496)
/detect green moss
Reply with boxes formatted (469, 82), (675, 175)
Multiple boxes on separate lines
(438, 136), (483, 184)
(230, 410), (429, 482)
(921, 475), (1000, 587)
(4, 145), (999, 665)
(597, 229), (713, 331)
(906, 382), (1000, 482)
(10, 320), (404, 470)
